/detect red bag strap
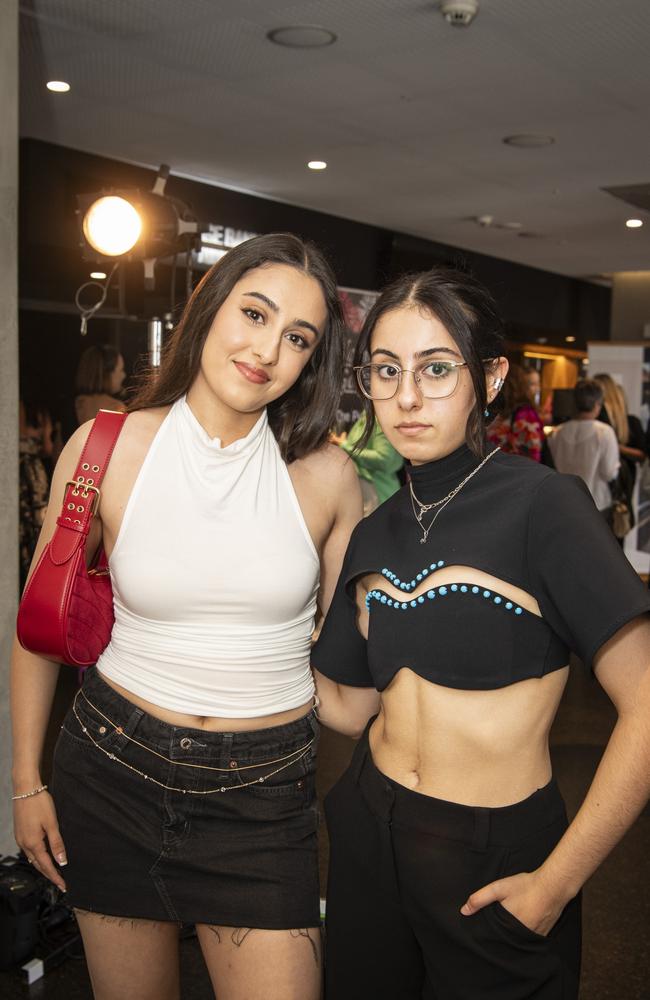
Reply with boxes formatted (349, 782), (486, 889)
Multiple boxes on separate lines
(55, 410), (128, 541)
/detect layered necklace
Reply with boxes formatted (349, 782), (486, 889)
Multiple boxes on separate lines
(409, 446), (500, 544)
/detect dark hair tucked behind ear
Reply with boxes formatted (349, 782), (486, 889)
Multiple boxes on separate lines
(129, 233), (345, 463)
(354, 267), (504, 457)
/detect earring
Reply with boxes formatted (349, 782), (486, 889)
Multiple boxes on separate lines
(484, 407), (490, 418)
(493, 377), (504, 391)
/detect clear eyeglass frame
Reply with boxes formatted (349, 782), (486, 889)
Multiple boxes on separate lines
(354, 359), (471, 401)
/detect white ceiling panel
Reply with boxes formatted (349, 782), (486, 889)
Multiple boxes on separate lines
(19, 0), (650, 278)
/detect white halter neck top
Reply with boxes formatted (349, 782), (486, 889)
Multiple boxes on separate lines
(97, 397), (319, 717)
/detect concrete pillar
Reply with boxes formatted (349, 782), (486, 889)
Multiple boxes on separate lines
(611, 272), (650, 341)
(0, 0), (19, 853)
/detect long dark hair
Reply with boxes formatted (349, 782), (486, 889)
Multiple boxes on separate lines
(75, 344), (121, 395)
(354, 267), (504, 457)
(129, 233), (344, 463)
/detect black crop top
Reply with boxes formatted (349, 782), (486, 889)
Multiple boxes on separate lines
(312, 444), (650, 691)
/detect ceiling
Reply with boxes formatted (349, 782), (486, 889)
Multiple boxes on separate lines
(19, 0), (650, 282)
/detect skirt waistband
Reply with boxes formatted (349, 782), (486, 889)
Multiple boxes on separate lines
(81, 666), (319, 755)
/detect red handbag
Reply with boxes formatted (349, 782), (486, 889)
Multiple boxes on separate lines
(17, 409), (128, 667)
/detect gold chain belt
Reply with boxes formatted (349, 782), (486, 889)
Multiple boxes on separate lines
(72, 688), (314, 796)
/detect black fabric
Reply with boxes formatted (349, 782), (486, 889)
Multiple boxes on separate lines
(312, 444), (650, 689)
(324, 725), (581, 1000)
(52, 668), (321, 927)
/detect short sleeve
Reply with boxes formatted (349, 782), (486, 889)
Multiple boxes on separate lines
(311, 531), (374, 688)
(527, 472), (650, 669)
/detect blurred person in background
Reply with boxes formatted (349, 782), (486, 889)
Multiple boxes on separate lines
(335, 412), (403, 515)
(548, 379), (619, 515)
(594, 373), (646, 504)
(19, 397), (55, 590)
(487, 362), (544, 461)
(523, 362), (552, 424)
(74, 344), (127, 425)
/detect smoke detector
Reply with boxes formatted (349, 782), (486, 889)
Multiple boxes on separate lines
(440, 1), (480, 27)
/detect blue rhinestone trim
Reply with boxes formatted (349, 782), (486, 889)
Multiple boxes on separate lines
(380, 560), (445, 592)
(367, 584), (525, 616)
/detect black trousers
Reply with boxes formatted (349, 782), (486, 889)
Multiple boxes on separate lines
(324, 726), (581, 999)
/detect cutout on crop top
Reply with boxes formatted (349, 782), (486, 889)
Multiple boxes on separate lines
(363, 561), (541, 620)
(347, 559), (559, 691)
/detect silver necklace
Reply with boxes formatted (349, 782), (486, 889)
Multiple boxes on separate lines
(409, 447), (500, 544)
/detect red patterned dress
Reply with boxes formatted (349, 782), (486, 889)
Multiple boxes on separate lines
(487, 404), (544, 462)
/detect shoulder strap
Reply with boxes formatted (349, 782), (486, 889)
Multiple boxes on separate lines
(55, 410), (128, 542)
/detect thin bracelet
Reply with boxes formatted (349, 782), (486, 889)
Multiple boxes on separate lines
(12, 784), (48, 801)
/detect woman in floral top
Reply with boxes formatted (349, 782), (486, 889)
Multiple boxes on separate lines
(487, 363), (545, 462)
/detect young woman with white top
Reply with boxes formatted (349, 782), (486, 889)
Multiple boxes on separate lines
(11, 233), (361, 1000)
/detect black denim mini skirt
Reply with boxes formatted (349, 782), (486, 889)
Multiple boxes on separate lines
(52, 667), (321, 927)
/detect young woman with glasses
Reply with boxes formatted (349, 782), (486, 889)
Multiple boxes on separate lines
(311, 267), (650, 1000)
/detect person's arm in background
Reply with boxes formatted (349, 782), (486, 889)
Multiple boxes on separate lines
(620, 414), (646, 463)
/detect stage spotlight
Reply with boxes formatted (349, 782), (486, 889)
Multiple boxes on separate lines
(75, 164), (205, 338)
(77, 165), (201, 290)
(82, 196), (143, 256)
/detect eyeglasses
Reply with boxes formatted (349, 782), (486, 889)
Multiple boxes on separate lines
(355, 360), (470, 401)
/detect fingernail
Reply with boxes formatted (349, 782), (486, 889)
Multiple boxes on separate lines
(57, 854), (68, 866)
(460, 904), (471, 915)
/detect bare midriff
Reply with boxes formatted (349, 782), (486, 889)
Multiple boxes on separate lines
(368, 666), (569, 808)
(98, 673), (314, 732)
(357, 563), (569, 808)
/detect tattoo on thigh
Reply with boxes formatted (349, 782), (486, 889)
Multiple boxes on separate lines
(74, 909), (179, 931)
(290, 928), (320, 968)
(204, 925), (320, 967)
(206, 926), (254, 947)
(231, 927), (254, 947)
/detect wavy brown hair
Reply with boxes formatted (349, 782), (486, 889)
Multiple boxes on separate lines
(353, 267), (504, 457)
(129, 233), (345, 462)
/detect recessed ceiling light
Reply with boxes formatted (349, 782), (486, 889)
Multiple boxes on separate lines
(90, 271), (107, 280)
(267, 26), (337, 48)
(565, 336), (576, 343)
(47, 80), (70, 93)
(503, 134), (555, 148)
(626, 218), (643, 228)
(308, 160), (327, 170)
